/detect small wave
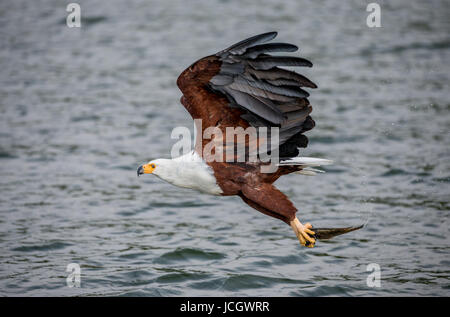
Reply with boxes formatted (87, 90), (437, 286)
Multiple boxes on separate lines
(154, 248), (226, 264)
(11, 242), (72, 252)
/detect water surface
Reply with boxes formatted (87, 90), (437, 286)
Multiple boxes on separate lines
(0, 0), (449, 296)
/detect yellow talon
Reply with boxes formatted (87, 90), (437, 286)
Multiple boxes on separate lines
(290, 217), (316, 248)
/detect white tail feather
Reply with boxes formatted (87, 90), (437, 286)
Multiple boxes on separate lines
(277, 157), (333, 167)
(279, 157), (332, 176)
(296, 170), (317, 176)
(295, 167), (327, 176)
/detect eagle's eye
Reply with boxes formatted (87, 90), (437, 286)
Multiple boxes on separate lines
(151, 164), (156, 169)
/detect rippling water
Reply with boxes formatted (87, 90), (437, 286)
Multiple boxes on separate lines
(0, 0), (449, 296)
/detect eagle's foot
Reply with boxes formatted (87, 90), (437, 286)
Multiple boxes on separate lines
(290, 217), (316, 248)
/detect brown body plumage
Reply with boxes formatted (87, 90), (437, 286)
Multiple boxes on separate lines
(177, 54), (301, 224)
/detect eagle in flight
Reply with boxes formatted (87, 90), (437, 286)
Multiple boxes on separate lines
(138, 32), (362, 248)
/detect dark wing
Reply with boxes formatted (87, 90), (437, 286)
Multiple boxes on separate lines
(176, 32), (317, 160)
(210, 31), (317, 158)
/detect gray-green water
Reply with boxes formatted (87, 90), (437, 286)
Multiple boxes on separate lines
(0, 0), (449, 296)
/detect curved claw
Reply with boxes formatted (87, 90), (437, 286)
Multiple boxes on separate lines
(290, 218), (316, 248)
(290, 218), (364, 248)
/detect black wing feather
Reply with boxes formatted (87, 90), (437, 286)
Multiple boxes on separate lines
(219, 32), (278, 56)
(210, 32), (317, 158)
(243, 43), (298, 58)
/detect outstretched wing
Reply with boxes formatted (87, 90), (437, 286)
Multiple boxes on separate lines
(177, 32), (317, 159)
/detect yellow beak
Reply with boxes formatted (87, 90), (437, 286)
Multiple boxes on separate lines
(137, 163), (155, 176)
